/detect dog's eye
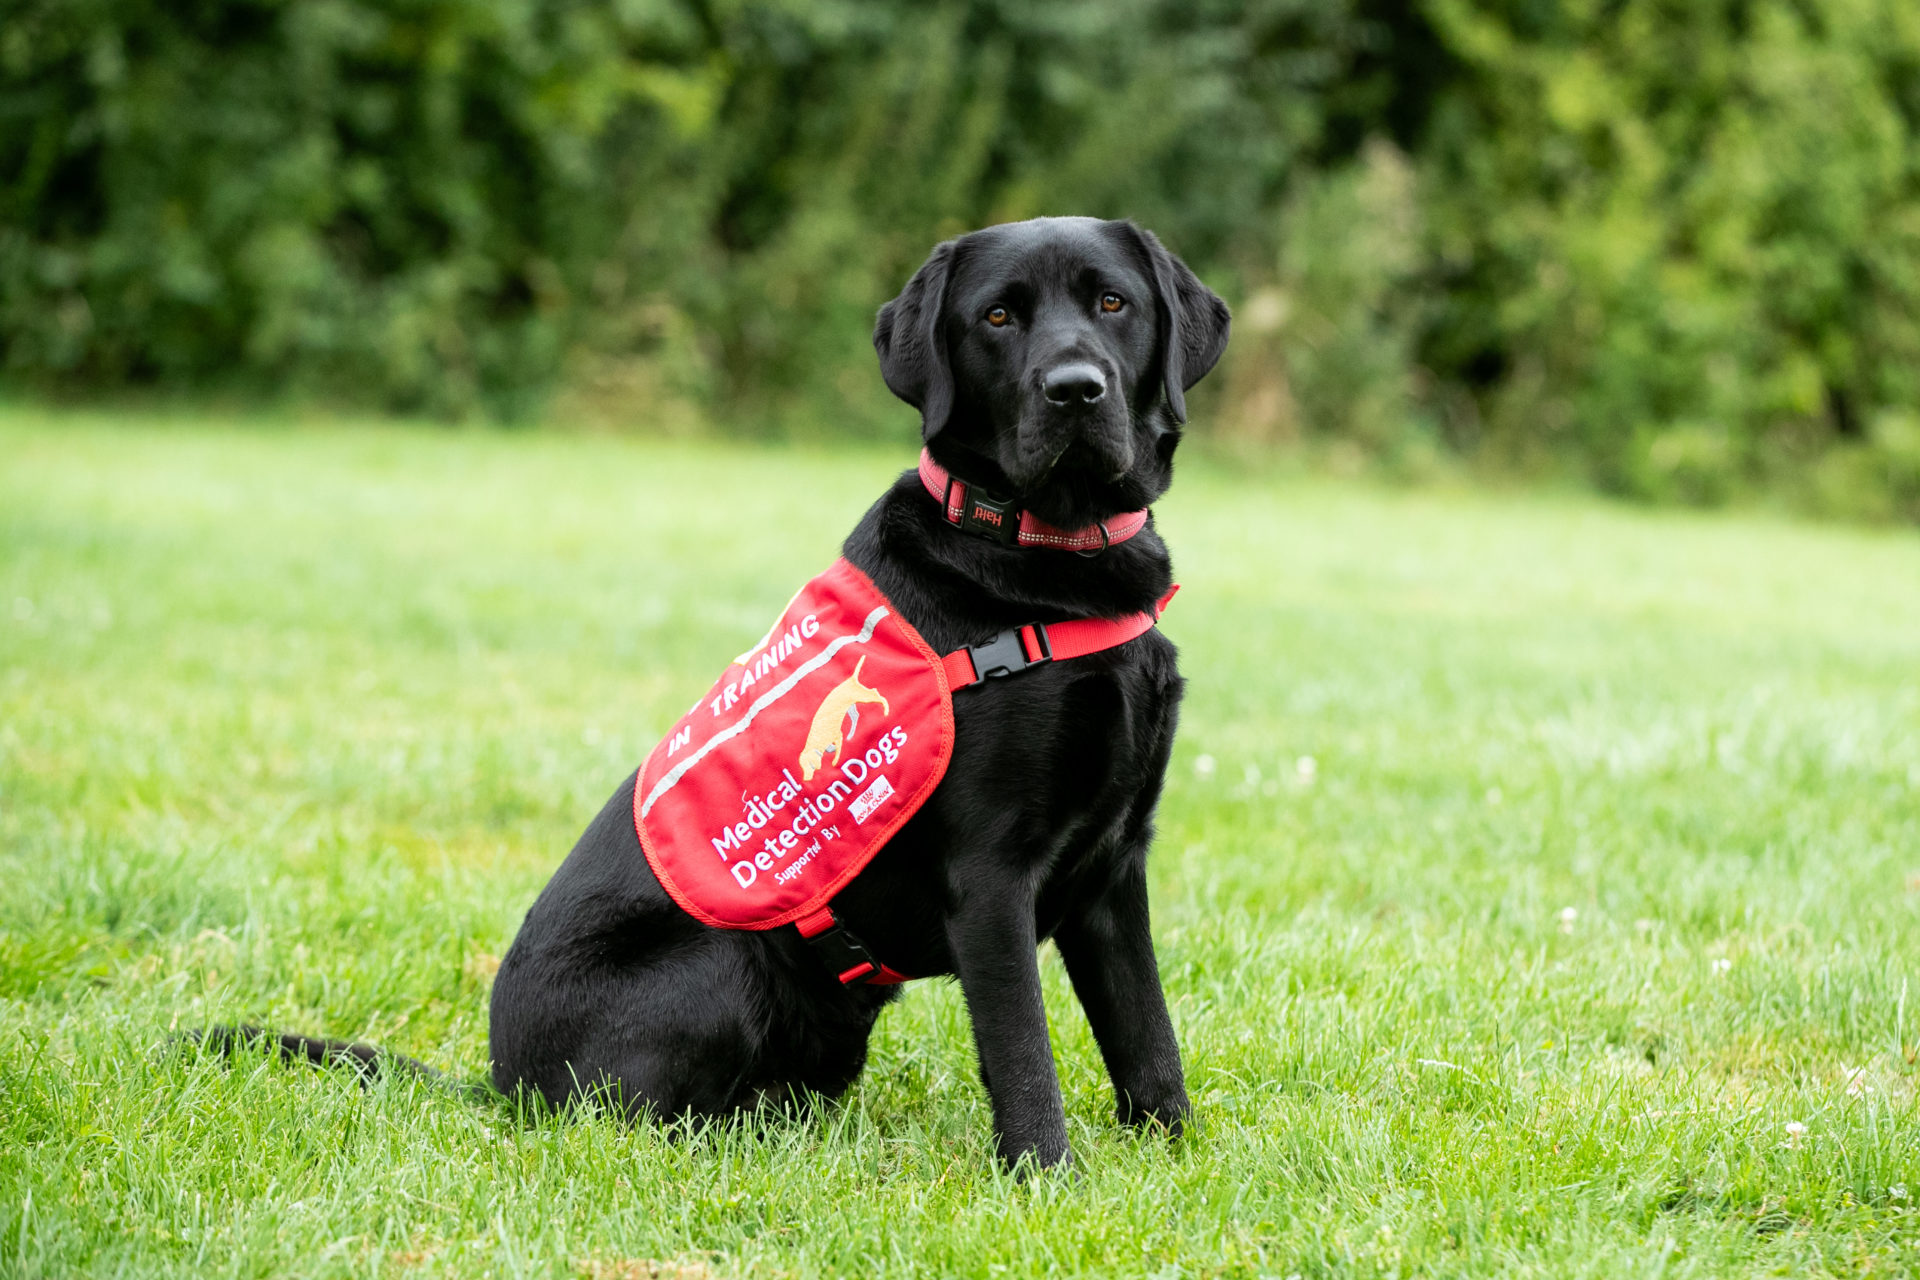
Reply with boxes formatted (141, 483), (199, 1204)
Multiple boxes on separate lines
(1100, 293), (1125, 313)
(985, 306), (1010, 327)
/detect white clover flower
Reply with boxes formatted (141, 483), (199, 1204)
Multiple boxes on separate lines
(1193, 753), (1216, 778)
(1712, 957), (1733, 974)
(1557, 906), (1578, 933)
(1295, 755), (1317, 782)
(1784, 1120), (1808, 1147)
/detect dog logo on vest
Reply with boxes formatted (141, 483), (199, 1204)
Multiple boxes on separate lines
(798, 655), (890, 780)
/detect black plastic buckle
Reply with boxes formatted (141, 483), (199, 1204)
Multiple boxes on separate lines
(802, 918), (881, 984)
(966, 623), (1052, 681)
(946, 476), (1021, 545)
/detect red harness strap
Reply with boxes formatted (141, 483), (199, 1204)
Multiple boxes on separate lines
(795, 908), (914, 986)
(918, 450), (1150, 552)
(939, 584), (1180, 690)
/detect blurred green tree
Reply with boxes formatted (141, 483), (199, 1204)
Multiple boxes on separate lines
(1, 0), (1372, 422)
(5, 0), (1920, 517)
(1407, 0), (1920, 505)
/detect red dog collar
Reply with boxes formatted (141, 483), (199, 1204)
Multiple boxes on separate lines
(918, 449), (1150, 552)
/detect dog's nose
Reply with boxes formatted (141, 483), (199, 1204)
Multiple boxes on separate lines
(1043, 363), (1106, 406)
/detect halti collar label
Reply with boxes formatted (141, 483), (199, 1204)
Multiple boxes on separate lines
(634, 558), (955, 931)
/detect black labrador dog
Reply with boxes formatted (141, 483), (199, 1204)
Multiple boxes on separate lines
(213, 217), (1228, 1173)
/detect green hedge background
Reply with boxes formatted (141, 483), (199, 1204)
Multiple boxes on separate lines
(5, 0), (1920, 516)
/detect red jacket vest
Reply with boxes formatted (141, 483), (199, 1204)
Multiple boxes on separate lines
(634, 558), (954, 932)
(633, 556), (1175, 982)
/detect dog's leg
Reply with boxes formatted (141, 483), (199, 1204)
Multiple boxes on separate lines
(947, 886), (1071, 1172)
(1054, 861), (1190, 1135)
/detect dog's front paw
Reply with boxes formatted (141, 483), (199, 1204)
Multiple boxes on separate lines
(1118, 1087), (1191, 1138)
(1001, 1145), (1077, 1181)
(995, 1125), (1074, 1177)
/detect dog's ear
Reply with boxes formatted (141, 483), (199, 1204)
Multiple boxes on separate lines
(1124, 224), (1231, 424)
(874, 241), (957, 440)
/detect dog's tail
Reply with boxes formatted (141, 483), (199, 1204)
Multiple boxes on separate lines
(178, 1024), (492, 1101)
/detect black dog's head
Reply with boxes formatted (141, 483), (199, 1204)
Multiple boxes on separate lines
(874, 217), (1230, 527)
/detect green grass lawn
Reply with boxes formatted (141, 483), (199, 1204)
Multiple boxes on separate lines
(3, 405), (1919, 1279)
